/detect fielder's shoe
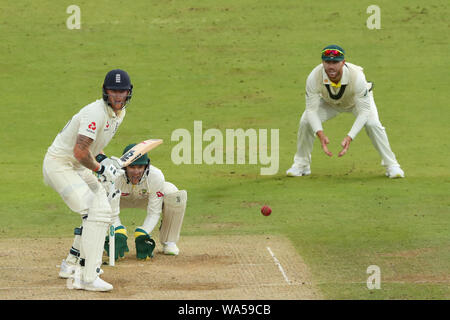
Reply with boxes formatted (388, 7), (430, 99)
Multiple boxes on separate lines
(68, 267), (113, 292)
(385, 166), (405, 179)
(163, 243), (179, 256)
(286, 165), (311, 177)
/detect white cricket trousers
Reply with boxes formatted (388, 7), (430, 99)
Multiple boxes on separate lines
(292, 93), (400, 169)
(43, 153), (112, 282)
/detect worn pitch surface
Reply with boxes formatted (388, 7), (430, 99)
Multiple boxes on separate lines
(0, 235), (321, 299)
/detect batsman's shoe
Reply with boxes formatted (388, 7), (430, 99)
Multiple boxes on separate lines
(68, 267), (113, 292)
(286, 165), (311, 177)
(74, 276), (113, 292)
(60, 260), (104, 279)
(163, 242), (179, 256)
(386, 166), (404, 179)
(59, 259), (77, 279)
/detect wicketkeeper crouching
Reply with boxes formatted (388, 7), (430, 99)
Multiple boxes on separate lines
(97, 143), (187, 261)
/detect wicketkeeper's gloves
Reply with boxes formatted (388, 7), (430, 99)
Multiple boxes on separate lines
(135, 228), (156, 260)
(104, 225), (129, 261)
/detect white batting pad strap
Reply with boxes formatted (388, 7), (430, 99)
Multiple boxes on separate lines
(164, 189), (187, 207)
(160, 190), (187, 243)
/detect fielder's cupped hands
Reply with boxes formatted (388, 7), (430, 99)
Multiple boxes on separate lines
(317, 130), (333, 157)
(338, 136), (352, 157)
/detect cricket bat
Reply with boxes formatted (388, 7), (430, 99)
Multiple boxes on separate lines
(108, 138), (163, 266)
(115, 138), (163, 168)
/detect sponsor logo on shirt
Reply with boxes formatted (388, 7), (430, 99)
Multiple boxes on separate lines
(88, 122), (96, 131)
(156, 191), (164, 197)
(86, 121), (97, 134)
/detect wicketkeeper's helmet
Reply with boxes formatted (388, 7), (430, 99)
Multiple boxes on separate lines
(102, 69), (133, 106)
(123, 143), (150, 184)
(123, 143), (150, 167)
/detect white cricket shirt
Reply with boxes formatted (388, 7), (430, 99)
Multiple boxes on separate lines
(112, 165), (165, 234)
(304, 62), (371, 139)
(47, 99), (126, 162)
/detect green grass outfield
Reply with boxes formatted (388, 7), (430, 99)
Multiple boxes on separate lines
(1, 0), (449, 299)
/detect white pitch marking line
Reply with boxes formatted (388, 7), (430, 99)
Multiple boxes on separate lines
(266, 247), (291, 285)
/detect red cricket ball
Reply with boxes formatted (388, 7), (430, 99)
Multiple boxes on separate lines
(261, 205), (272, 216)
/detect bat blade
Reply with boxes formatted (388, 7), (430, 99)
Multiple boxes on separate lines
(118, 139), (163, 167)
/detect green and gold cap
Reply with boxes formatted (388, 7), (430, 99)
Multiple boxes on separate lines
(321, 44), (345, 61)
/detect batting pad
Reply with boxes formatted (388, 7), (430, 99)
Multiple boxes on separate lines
(160, 190), (187, 244)
(81, 220), (108, 283)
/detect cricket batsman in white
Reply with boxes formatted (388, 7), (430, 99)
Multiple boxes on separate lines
(97, 144), (187, 261)
(287, 45), (404, 178)
(43, 69), (133, 291)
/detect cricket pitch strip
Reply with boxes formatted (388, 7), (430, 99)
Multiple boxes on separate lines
(0, 235), (322, 299)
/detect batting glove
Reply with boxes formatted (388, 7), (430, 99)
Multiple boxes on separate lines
(95, 154), (123, 169)
(94, 155), (122, 200)
(96, 163), (124, 184)
(104, 225), (129, 261)
(95, 154), (124, 183)
(135, 228), (156, 260)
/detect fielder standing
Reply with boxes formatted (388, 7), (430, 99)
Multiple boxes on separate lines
(97, 144), (187, 261)
(43, 69), (133, 291)
(286, 45), (405, 178)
